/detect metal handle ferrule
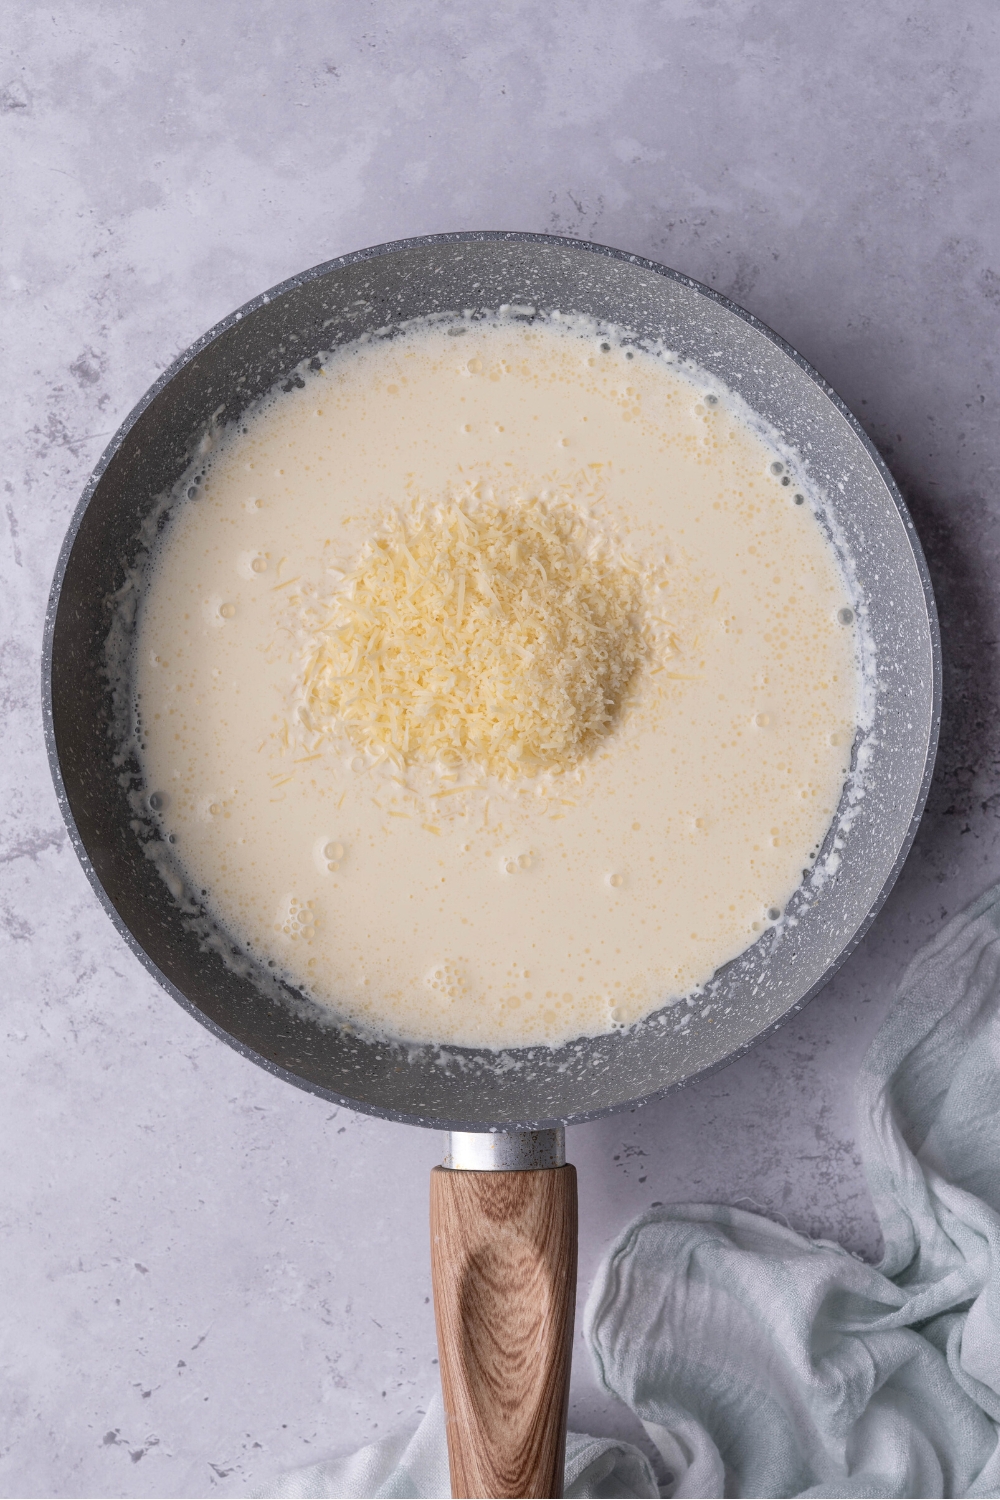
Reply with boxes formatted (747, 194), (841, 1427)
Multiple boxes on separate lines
(443, 1127), (566, 1171)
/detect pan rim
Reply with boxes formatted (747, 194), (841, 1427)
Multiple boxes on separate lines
(42, 229), (942, 1131)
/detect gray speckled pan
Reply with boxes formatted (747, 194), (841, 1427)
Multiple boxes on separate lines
(43, 232), (941, 1131)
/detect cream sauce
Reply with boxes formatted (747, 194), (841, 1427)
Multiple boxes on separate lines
(134, 318), (859, 1048)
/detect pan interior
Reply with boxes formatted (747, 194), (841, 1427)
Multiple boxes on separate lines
(46, 234), (939, 1130)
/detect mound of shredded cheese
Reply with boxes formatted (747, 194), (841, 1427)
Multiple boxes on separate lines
(299, 496), (650, 778)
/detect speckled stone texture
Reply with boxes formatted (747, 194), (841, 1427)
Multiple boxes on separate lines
(2, 3), (999, 1495)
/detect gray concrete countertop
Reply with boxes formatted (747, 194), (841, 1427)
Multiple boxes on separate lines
(3, 3), (999, 1494)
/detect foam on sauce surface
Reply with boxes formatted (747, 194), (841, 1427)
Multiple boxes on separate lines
(134, 318), (860, 1049)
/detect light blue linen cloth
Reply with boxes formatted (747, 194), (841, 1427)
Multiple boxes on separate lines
(255, 884), (1000, 1498)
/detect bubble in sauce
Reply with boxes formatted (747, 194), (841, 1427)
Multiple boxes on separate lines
(277, 895), (315, 941)
(426, 960), (468, 1001)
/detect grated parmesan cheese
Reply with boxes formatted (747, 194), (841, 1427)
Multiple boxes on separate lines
(299, 496), (652, 778)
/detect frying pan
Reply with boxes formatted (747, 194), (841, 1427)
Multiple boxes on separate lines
(44, 232), (940, 1498)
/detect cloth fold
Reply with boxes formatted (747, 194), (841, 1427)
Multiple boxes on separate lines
(254, 883), (1000, 1499)
(254, 1393), (660, 1499)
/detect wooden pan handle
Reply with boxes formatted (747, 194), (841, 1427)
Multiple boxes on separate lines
(430, 1164), (578, 1499)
